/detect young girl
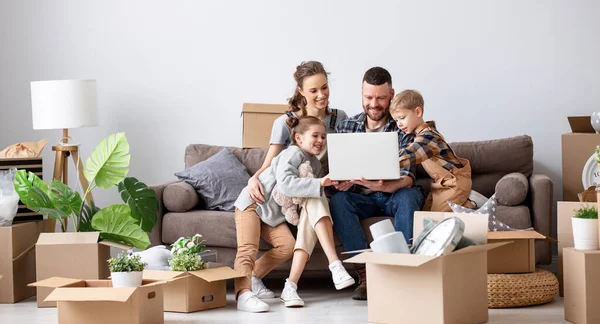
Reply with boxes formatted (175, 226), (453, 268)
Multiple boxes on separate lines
(390, 90), (473, 212)
(233, 116), (354, 312)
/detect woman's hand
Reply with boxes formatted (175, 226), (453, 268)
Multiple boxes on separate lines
(320, 174), (337, 187)
(247, 176), (266, 203)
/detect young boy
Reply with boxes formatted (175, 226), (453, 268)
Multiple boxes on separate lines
(389, 90), (473, 212)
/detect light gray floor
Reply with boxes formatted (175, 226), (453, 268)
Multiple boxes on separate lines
(0, 278), (569, 324)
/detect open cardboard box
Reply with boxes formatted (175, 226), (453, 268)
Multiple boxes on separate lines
(241, 103), (288, 148)
(35, 232), (130, 307)
(143, 263), (244, 313)
(0, 220), (47, 303)
(344, 212), (507, 324)
(563, 247), (600, 324)
(414, 211), (554, 274)
(29, 277), (165, 324)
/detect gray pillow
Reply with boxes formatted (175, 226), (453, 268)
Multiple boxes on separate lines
(174, 148), (250, 212)
(495, 172), (528, 206)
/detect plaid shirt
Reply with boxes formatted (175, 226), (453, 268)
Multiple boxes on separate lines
(399, 123), (463, 171)
(336, 112), (416, 180)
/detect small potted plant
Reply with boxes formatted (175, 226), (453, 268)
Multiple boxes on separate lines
(108, 252), (146, 287)
(572, 204), (599, 251)
(168, 234), (207, 271)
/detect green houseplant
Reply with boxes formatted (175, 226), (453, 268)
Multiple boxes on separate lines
(13, 132), (158, 250)
(168, 234), (207, 271)
(572, 205), (599, 251)
(108, 252), (146, 287)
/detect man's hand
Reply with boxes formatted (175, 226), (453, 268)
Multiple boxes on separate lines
(247, 176), (266, 203)
(350, 176), (413, 193)
(332, 180), (353, 192)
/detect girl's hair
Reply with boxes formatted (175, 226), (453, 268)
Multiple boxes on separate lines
(287, 61), (329, 116)
(285, 116), (324, 145)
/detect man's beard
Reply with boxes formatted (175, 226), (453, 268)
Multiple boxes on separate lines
(365, 104), (389, 122)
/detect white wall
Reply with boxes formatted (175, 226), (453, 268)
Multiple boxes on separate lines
(1, 0), (599, 233)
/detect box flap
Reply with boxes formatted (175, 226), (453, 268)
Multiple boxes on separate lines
(344, 252), (437, 267)
(568, 116), (595, 133)
(142, 270), (188, 281)
(98, 240), (132, 250)
(28, 277), (85, 288)
(341, 248), (372, 255)
(45, 287), (137, 302)
(242, 103), (288, 114)
(188, 266), (245, 282)
(36, 232), (99, 245)
(488, 230), (546, 240)
(450, 242), (511, 255)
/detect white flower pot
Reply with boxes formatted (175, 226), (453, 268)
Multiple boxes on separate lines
(572, 218), (599, 251)
(111, 271), (143, 288)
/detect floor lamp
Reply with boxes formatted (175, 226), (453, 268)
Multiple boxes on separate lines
(30, 79), (99, 232)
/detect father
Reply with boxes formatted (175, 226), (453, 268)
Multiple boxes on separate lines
(329, 67), (426, 300)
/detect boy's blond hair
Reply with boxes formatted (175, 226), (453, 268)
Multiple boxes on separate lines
(390, 89), (425, 113)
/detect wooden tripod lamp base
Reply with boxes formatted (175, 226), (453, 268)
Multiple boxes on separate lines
(48, 128), (93, 232)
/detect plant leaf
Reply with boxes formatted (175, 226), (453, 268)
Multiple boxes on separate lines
(14, 169), (48, 201)
(24, 187), (68, 220)
(49, 180), (83, 216)
(80, 199), (100, 232)
(84, 133), (130, 189)
(118, 177), (158, 232)
(91, 204), (150, 250)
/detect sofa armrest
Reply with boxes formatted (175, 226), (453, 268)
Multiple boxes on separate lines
(529, 173), (553, 265)
(149, 180), (179, 247)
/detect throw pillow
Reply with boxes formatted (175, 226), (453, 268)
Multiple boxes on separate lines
(163, 181), (200, 212)
(174, 148), (250, 212)
(495, 172), (529, 206)
(448, 194), (531, 231)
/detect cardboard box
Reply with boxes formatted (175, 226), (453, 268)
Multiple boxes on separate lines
(29, 277), (165, 324)
(557, 201), (592, 296)
(0, 220), (46, 303)
(241, 103), (288, 148)
(563, 248), (600, 324)
(345, 243), (506, 324)
(561, 132), (600, 201)
(143, 263), (244, 313)
(35, 232), (129, 307)
(414, 211), (551, 274)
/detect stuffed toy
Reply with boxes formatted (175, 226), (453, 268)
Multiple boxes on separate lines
(272, 160), (314, 225)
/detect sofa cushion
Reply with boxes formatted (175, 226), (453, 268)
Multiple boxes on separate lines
(163, 181), (200, 212)
(495, 205), (532, 229)
(185, 144), (267, 177)
(495, 172), (529, 206)
(163, 210), (238, 248)
(175, 148), (250, 211)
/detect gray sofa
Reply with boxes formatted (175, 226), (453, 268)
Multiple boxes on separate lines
(149, 135), (553, 276)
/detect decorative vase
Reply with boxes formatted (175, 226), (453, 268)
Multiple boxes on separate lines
(572, 217), (599, 251)
(111, 271), (143, 288)
(591, 112), (600, 134)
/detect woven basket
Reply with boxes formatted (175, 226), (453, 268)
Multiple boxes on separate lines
(487, 269), (558, 308)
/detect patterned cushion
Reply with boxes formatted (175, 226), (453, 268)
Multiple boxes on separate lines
(448, 194), (531, 231)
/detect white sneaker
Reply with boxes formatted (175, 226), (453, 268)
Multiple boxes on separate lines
(237, 291), (269, 313)
(252, 275), (275, 299)
(280, 279), (304, 307)
(329, 260), (355, 290)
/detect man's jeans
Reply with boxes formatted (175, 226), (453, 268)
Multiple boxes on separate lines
(329, 187), (426, 254)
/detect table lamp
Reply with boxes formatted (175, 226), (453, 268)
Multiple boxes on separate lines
(30, 79), (98, 231)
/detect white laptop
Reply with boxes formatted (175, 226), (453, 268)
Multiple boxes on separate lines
(327, 132), (400, 181)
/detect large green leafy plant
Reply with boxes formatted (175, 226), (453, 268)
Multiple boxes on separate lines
(14, 133), (158, 250)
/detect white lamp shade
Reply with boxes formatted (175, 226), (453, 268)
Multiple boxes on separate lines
(31, 79), (98, 130)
